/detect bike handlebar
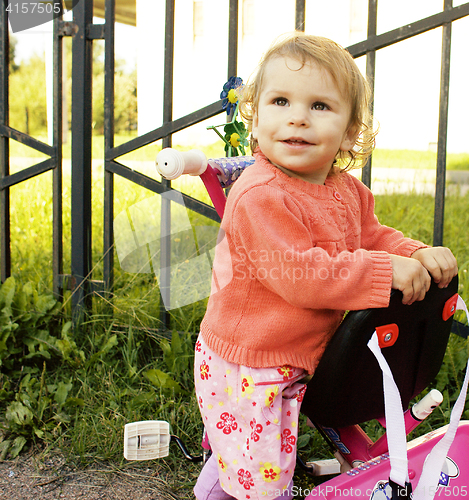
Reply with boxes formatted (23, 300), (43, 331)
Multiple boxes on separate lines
(156, 148), (208, 179)
(155, 149), (255, 218)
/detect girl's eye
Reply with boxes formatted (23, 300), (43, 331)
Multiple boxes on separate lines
(312, 102), (328, 111)
(274, 98), (288, 106)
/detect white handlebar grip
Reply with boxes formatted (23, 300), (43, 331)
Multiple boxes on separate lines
(412, 389), (443, 420)
(156, 148), (207, 180)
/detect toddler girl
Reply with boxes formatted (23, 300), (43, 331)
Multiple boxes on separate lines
(193, 33), (457, 500)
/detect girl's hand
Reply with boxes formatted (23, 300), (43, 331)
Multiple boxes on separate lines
(389, 254), (431, 305)
(411, 247), (458, 289)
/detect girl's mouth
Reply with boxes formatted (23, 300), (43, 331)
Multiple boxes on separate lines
(283, 138), (312, 146)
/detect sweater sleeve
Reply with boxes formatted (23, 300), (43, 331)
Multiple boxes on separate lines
(354, 177), (429, 256)
(229, 184), (393, 311)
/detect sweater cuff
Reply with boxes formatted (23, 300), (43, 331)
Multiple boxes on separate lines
(368, 251), (393, 308)
(398, 240), (430, 258)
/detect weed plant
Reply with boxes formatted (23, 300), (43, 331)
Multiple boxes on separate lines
(1, 144), (469, 497)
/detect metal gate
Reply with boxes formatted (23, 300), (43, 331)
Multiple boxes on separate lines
(1, 0), (469, 326)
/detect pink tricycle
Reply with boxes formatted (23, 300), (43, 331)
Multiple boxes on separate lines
(124, 149), (469, 500)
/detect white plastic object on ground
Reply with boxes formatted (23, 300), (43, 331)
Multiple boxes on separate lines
(124, 420), (171, 461)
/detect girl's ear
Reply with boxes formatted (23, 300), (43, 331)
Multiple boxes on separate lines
(340, 125), (359, 152)
(252, 110), (259, 139)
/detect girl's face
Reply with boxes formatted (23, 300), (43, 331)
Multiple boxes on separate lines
(252, 56), (357, 184)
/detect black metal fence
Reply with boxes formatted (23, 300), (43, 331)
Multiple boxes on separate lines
(1, 0), (468, 325)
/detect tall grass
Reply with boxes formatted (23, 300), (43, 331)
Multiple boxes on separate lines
(3, 143), (469, 496)
(371, 148), (469, 170)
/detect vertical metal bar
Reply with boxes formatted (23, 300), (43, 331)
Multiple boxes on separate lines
(53, 4), (64, 298)
(160, 0), (175, 327)
(103, 0), (116, 294)
(71, 0), (94, 319)
(433, 0), (452, 247)
(0, 4), (11, 283)
(228, 0), (238, 78)
(295, 0), (306, 31)
(226, 0), (238, 126)
(361, 0), (378, 189)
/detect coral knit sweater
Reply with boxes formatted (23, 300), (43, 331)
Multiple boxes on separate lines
(200, 151), (428, 374)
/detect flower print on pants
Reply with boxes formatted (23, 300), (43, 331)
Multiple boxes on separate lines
(260, 462), (281, 482)
(240, 374), (255, 398)
(265, 386), (279, 408)
(216, 412), (238, 434)
(217, 453), (228, 473)
(199, 360), (211, 380)
(238, 469), (254, 490)
(250, 418), (263, 442)
(280, 429), (296, 454)
(277, 366), (295, 380)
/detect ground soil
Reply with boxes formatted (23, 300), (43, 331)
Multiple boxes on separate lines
(0, 452), (181, 500)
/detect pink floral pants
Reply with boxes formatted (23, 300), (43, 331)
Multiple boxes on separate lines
(194, 334), (308, 500)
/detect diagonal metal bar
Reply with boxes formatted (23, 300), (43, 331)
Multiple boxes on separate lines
(105, 100), (224, 161)
(0, 124), (55, 157)
(0, 157), (56, 190)
(347, 2), (469, 57)
(107, 160), (220, 222)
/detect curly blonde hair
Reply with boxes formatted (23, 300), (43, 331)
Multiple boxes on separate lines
(239, 33), (376, 172)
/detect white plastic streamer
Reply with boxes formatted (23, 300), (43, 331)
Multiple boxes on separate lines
(367, 334), (410, 487)
(367, 296), (469, 500)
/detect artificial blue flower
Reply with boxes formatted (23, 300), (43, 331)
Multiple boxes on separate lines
(220, 76), (243, 115)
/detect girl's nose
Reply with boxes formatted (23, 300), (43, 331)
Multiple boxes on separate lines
(288, 106), (309, 127)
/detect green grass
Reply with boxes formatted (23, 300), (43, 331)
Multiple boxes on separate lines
(2, 144), (469, 497)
